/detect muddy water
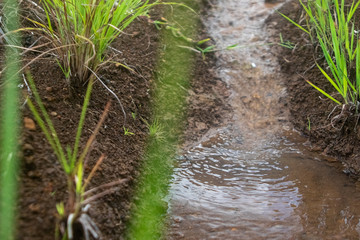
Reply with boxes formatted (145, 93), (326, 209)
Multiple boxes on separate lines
(168, 0), (360, 239)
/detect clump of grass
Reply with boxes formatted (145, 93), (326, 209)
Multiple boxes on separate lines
(25, 72), (124, 240)
(140, 117), (165, 141)
(148, 118), (164, 140)
(29, 0), (159, 86)
(280, 0), (360, 106)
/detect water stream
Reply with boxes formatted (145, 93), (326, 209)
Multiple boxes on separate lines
(168, 0), (360, 239)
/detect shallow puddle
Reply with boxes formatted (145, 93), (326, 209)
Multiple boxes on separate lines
(167, 0), (360, 239)
(169, 127), (360, 239)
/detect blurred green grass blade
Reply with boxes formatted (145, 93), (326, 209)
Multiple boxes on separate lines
(0, 0), (21, 239)
(27, 74), (68, 168)
(348, 0), (360, 21)
(125, 0), (198, 239)
(356, 41), (360, 94)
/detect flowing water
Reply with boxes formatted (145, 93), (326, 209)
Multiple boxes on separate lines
(168, 0), (360, 239)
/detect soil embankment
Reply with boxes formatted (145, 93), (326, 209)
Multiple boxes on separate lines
(267, 0), (360, 175)
(19, 10), (158, 240)
(16, 0), (224, 239)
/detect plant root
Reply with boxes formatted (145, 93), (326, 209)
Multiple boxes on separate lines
(327, 104), (353, 130)
(61, 204), (101, 240)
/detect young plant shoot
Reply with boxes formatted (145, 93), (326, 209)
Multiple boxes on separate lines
(26, 72), (116, 240)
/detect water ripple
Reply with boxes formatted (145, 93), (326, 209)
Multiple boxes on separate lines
(167, 0), (360, 239)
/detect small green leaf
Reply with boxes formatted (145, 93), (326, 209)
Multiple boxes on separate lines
(197, 38), (211, 45)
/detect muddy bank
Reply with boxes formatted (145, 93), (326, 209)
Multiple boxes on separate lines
(267, 0), (360, 175)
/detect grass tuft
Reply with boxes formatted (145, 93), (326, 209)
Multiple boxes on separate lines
(282, 0), (360, 106)
(29, 0), (159, 86)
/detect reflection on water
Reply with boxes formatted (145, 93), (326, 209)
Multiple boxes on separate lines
(167, 0), (360, 239)
(169, 127), (360, 239)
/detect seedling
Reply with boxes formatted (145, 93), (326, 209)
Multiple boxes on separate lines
(152, 17), (219, 59)
(278, 33), (295, 49)
(153, 17), (194, 43)
(123, 127), (135, 136)
(196, 45), (216, 60)
(25, 72), (122, 240)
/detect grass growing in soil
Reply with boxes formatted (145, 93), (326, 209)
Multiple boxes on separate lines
(26, 73), (114, 239)
(281, 0), (360, 106)
(125, 0), (200, 239)
(29, 0), (159, 86)
(0, 1), (21, 239)
(1, 0), (200, 238)
(3, 0), (188, 238)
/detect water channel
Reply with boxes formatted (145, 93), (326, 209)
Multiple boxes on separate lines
(167, 0), (360, 239)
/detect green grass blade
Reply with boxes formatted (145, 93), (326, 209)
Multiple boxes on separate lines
(306, 80), (341, 105)
(71, 79), (93, 168)
(26, 99), (64, 166)
(26, 74), (68, 166)
(349, 23), (355, 60)
(288, 0), (360, 105)
(278, 10), (310, 34)
(348, 0), (360, 21)
(318, 37), (343, 91)
(316, 63), (343, 96)
(356, 40), (360, 96)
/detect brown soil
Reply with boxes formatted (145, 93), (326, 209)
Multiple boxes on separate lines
(267, 0), (360, 175)
(13, 1), (226, 239)
(19, 12), (158, 240)
(183, 53), (231, 147)
(181, 0), (231, 148)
